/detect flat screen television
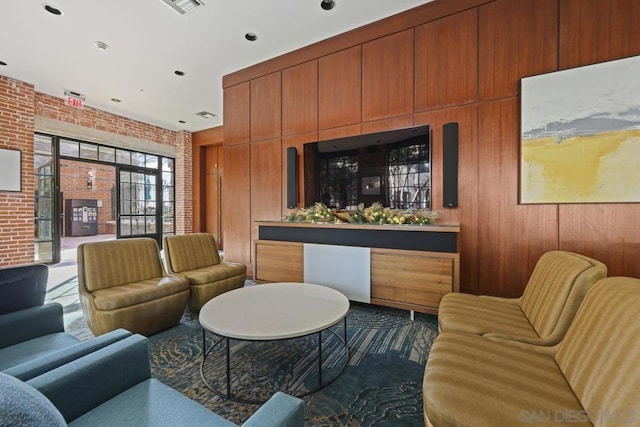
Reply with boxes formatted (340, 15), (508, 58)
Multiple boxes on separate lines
(303, 124), (431, 210)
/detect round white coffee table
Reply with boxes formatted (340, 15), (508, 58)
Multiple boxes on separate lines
(199, 282), (350, 402)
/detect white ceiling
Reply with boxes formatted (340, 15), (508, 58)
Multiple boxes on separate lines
(0, 0), (432, 133)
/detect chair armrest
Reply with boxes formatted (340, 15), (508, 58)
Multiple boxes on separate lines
(27, 334), (151, 423)
(242, 392), (305, 427)
(0, 303), (64, 349)
(5, 329), (132, 381)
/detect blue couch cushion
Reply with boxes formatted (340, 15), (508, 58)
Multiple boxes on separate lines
(0, 332), (80, 371)
(0, 372), (66, 427)
(68, 378), (234, 427)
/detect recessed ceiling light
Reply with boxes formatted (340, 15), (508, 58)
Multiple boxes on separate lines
(178, 120), (186, 124)
(0, 61), (6, 67)
(174, 70), (185, 76)
(320, 0), (335, 11)
(245, 33), (258, 42)
(42, 3), (63, 15)
(94, 41), (109, 51)
(111, 98), (121, 103)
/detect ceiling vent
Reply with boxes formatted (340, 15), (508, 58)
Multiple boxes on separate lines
(161, 0), (204, 14)
(195, 111), (217, 119)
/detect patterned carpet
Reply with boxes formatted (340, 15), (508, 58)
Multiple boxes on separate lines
(67, 302), (438, 426)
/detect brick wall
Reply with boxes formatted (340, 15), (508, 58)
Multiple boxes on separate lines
(175, 131), (193, 234)
(59, 160), (115, 235)
(0, 74), (193, 267)
(0, 76), (35, 267)
(35, 93), (177, 146)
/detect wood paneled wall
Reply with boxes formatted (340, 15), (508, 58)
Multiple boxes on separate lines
(217, 0), (640, 293)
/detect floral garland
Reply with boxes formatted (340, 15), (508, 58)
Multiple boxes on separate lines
(282, 202), (439, 225)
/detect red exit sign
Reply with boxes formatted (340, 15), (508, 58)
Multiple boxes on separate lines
(66, 96), (84, 109)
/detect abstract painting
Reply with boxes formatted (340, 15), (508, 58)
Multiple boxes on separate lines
(520, 55), (640, 203)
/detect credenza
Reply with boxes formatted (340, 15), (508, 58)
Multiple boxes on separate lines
(253, 221), (460, 315)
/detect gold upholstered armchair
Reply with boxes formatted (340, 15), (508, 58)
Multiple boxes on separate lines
(163, 233), (246, 313)
(437, 250), (607, 347)
(77, 238), (190, 336)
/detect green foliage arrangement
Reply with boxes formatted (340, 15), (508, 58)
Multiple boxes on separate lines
(282, 202), (439, 225)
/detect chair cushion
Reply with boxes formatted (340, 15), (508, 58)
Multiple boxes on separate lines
(164, 233), (221, 273)
(0, 372), (66, 427)
(520, 251), (606, 338)
(0, 264), (49, 315)
(555, 277), (640, 423)
(438, 292), (538, 339)
(181, 262), (246, 285)
(423, 332), (588, 427)
(68, 379), (234, 427)
(81, 238), (165, 292)
(0, 333), (80, 371)
(91, 277), (190, 311)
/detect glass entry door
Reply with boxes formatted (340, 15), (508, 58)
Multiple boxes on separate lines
(117, 166), (161, 244)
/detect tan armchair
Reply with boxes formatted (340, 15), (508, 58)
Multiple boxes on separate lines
(77, 238), (190, 336)
(437, 250), (607, 346)
(163, 233), (246, 313)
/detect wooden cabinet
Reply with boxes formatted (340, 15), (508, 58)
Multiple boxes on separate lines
(223, 83), (250, 146)
(415, 9), (478, 111)
(253, 222), (460, 314)
(253, 240), (303, 283)
(318, 46), (361, 129)
(282, 61), (318, 136)
(250, 72), (281, 142)
(362, 29), (414, 122)
(371, 249), (459, 314)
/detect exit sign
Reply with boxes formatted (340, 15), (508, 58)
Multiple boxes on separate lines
(66, 96), (84, 109)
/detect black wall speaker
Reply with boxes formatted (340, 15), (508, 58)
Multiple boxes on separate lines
(286, 147), (298, 209)
(442, 122), (459, 208)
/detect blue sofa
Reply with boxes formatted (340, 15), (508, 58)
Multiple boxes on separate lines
(1, 334), (304, 426)
(0, 302), (131, 379)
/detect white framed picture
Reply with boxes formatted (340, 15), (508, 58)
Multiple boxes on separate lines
(0, 147), (22, 192)
(520, 55), (640, 204)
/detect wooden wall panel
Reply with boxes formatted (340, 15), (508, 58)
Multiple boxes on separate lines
(478, 0), (558, 100)
(559, 0), (640, 69)
(282, 60), (318, 136)
(477, 99), (559, 297)
(415, 105), (479, 293)
(361, 115), (414, 135)
(318, 46), (361, 130)
(282, 132), (318, 213)
(204, 145), (221, 245)
(558, 205), (640, 279)
(251, 138), (282, 221)
(222, 144), (251, 266)
(415, 8), (478, 112)
(250, 72), (281, 142)
(223, 83), (250, 146)
(192, 126), (223, 233)
(362, 29), (414, 122)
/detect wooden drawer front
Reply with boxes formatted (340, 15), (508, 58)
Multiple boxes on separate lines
(371, 251), (454, 309)
(254, 241), (303, 283)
